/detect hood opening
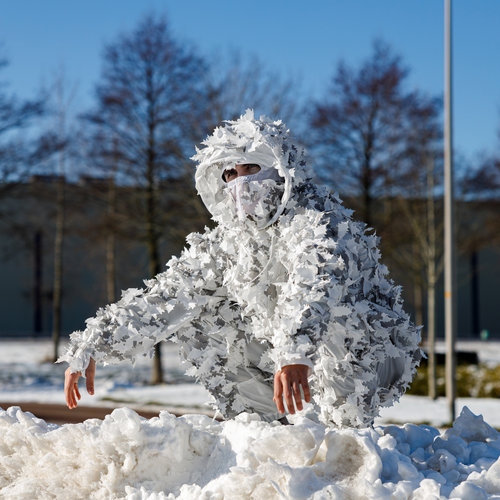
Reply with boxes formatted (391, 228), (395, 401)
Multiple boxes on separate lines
(192, 109), (309, 229)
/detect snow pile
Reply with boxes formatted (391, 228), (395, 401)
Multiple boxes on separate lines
(1, 406), (500, 499)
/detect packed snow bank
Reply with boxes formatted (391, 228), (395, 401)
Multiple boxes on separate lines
(2, 406), (500, 499)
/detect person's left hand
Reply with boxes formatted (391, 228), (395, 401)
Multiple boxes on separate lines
(273, 364), (311, 414)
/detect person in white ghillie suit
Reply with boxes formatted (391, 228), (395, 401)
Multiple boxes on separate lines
(61, 110), (422, 428)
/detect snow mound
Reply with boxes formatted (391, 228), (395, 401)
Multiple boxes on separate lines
(1, 406), (500, 499)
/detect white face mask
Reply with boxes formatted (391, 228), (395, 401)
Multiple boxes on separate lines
(226, 169), (284, 227)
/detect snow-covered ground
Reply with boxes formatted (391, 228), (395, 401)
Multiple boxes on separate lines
(0, 339), (213, 414)
(2, 338), (500, 498)
(1, 338), (500, 427)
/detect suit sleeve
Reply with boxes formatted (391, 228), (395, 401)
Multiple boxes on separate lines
(58, 231), (222, 374)
(269, 211), (337, 371)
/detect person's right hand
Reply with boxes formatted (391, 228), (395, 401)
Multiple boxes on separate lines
(64, 357), (96, 409)
(273, 364), (311, 415)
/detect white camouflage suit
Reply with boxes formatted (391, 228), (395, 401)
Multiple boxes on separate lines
(59, 110), (422, 428)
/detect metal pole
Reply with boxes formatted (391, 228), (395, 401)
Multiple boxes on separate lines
(444, 0), (456, 423)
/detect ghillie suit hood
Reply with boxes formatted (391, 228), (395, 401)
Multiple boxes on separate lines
(193, 109), (307, 229)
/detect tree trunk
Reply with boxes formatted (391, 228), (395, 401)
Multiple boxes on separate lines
(33, 231), (43, 337)
(106, 177), (116, 303)
(470, 249), (480, 338)
(146, 112), (163, 384)
(426, 157), (437, 399)
(148, 191), (163, 383)
(52, 176), (65, 362)
(147, 188), (163, 382)
(427, 276), (437, 399)
(362, 160), (372, 227)
(413, 276), (423, 329)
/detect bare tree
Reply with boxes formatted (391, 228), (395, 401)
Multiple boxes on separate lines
(457, 150), (500, 340)
(199, 52), (301, 134)
(460, 154), (500, 205)
(389, 156), (444, 399)
(308, 40), (441, 229)
(0, 53), (62, 342)
(46, 70), (79, 361)
(82, 14), (211, 383)
(78, 127), (120, 305)
(384, 86), (443, 398)
(0, 55), (48, 204)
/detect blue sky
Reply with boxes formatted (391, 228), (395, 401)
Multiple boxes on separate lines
(1, 0), (499, 161)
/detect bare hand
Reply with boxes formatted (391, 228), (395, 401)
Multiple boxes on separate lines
(273, 364), (311, 415)
(64, 357), (96, 409)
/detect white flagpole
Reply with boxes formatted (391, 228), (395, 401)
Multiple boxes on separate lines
(444, 0), (457, 423)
